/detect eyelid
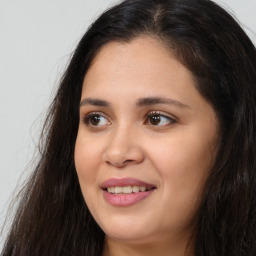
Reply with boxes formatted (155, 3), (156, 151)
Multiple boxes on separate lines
(82, 111), (112, 126)
(145, 111), (177, 126)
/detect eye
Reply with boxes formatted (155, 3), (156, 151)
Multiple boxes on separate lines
(83, 112), (110, 127)
(146, 111), (176, 126)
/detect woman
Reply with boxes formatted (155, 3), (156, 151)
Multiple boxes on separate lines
(2, 0), (256, 255)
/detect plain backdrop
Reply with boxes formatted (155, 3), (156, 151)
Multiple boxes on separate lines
(0, 0), (255, 248)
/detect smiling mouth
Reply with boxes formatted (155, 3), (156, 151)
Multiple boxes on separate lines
(102, 178), (156, 206)
(105, 186), (156, 194)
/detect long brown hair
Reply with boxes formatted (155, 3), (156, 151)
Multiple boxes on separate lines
(2, 0), (256, 255)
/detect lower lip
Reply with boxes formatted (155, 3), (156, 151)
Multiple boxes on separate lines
(103, 190), (155, 207)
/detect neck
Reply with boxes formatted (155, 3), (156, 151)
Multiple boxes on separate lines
(102, 235), (194, 256)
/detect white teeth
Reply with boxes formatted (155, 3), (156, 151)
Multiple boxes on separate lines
(115, 187), (123, 194)
(139, 186), (146, 192)
(107, 187), (115, 193)
(123, 186), (132, 194)
(132, 186), (140, 193)
(106, 186), (148, 194)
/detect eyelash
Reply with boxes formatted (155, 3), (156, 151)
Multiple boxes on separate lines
(82, 111), (176, 128)
(145, 111), (176, 127)
(82, 112), (110, 127)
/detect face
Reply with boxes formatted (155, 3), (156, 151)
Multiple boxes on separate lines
(75, 37), (218, 246)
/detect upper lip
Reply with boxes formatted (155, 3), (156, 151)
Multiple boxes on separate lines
(101, 177), (156, 189)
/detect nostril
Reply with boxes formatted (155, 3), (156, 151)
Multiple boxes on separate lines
(106, 160), (125, 168)
(103, 143), (144, 167)
(124, 159), (134, 163)
(106, 159), (136, 168)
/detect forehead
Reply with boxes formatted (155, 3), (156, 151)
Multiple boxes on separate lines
(82, 37), (196, 99)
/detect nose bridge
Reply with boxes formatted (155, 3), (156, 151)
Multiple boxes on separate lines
(103, 121), (144, 167)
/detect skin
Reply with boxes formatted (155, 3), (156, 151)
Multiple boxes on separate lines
(75, 37), (219, 256)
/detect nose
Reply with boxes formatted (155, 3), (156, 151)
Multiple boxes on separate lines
(103, 126), (144, 168)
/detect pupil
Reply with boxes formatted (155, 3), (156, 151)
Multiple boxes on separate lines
(150, 115), (160, 125)
(91, 115), (100, 125)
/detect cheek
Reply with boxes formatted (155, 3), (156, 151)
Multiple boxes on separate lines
(148, 130), (215, 228)
(152, 135), (212, 174)
(150, 128), (215, 200)
(74, 135), (104, 217)
(74, 133), (103, 186)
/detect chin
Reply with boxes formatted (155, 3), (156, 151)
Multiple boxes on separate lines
(98, 216), (163, 244)
(104, 228), (154, 244)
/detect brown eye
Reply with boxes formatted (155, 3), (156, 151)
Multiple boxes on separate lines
(83, 113), (110, 127)
(90, 114), (101, 125)
(146, 112), (175, 126)
(149, 115), (161, 125)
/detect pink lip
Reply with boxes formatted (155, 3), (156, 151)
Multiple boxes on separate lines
(101, 178), (156, 207)
(101, 177), (155, 189)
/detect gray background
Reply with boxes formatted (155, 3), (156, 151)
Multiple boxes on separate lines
(0, 0), (255, 248)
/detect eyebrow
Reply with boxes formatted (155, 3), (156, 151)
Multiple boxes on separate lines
(80, 96), (190, 109)
(80, 98), (110, 107)
(136, 97), (190, 109)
